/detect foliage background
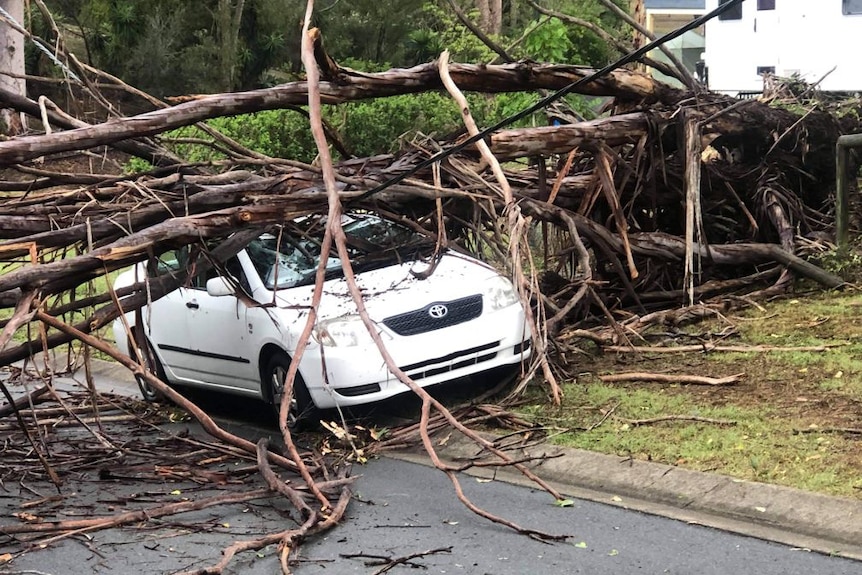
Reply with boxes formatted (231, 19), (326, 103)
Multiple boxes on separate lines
(31, 1), (625, 162)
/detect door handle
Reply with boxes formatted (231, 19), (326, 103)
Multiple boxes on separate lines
(186, 301), (200, 309)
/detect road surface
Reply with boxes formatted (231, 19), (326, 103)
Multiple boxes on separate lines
(1, 366), (859, 574)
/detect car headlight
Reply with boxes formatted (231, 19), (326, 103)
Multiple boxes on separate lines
(482, 275), (520, 311)
(314, 315), (387, 347)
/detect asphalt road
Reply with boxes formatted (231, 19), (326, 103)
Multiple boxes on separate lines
(298, 455), (862, 575)
(5, 452), (860, 575)
(2, 366), (860, 574)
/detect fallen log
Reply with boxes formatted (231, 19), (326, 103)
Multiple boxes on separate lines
(488, 112), (659, 160)
(627, 233), (845, 289)
(0, 61), (681, 165)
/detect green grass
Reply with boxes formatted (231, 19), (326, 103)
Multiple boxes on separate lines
(514, 290), (862, 498)
(704, 292), (862, 399)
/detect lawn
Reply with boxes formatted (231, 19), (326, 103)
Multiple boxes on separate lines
(516, 290), (862, 498)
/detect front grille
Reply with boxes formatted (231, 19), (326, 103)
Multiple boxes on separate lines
(400, 341), (500, 381)
(383, 294), (483, 336)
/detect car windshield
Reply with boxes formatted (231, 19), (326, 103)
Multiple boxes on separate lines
(246, 213), (433, 290)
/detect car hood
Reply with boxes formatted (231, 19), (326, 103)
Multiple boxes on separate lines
(267, 252), (503, 320)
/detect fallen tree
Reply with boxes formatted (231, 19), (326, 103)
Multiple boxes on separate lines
(0, 0), (857, 571)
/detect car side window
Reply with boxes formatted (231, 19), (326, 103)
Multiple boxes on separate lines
(225, 256), (251, 293)
(147, 248), (186, 277)
(190, 255), (249, 293)
(145, 246), (248, 293)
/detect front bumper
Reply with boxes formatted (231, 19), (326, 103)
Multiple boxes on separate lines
(301, 304), (531, 409)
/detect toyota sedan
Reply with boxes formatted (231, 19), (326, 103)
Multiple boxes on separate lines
(113, 212), (531, 425)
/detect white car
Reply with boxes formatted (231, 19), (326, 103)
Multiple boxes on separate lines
(113, 212), (531, 426)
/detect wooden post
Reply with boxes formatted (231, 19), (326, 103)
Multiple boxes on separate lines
(835, 134), (862, 250)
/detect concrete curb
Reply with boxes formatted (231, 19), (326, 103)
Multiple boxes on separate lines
(389, 433), (862, 561)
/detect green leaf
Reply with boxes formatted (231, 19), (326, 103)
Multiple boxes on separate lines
(574, 541), (588, 549)
(554, 498), (575, 507)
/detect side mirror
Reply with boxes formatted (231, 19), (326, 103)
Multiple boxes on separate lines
(206, 276), (235, 297)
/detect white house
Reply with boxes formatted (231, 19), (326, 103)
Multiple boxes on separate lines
(644, 1), (707, 87)
(703, 0), (862, 94)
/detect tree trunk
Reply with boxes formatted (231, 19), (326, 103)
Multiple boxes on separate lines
(489, 0), (502, 35)
(488, 112), (658, 160)
(475, 0), (491, 33)
(216, 0), (246, 91)
(630, 0), (646, 49)
(0, 0), (25, 135)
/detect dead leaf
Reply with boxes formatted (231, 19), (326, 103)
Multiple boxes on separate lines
(321, 420), (355, 441)
(13, 511), (40, 523)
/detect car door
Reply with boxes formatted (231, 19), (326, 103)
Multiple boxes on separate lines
(138, 249), (194, 383)
(176, 256), (260, 393)
(148, 252), (259, 394)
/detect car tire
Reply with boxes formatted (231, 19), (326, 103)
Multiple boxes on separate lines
(264, 351), (317, 430)
(129, 336), (167, 403)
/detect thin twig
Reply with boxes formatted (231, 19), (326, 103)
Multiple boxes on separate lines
(599, 372), (744, 386)
(615, 414), (737, 426)
(602, 344), (832, 354)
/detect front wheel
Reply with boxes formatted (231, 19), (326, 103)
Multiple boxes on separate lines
(264, 351), (317, 430)
(130, 336), (167, 403)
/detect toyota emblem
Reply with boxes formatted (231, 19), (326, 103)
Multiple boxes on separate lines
(428, 304), (449, 319)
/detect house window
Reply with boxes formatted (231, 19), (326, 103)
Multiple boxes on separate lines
(844, 0), (862, 14)
(757, 66), (775, 76)
(758, 0), (775, 10)
(719, 0), (743, 20)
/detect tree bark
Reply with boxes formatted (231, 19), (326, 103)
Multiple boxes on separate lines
(628, 233), (845, 289)
(489, 0), (502, 35)
(488, 112), (658, 160)
(0, 0), (26, 135)
(475, 0), (491, 33)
